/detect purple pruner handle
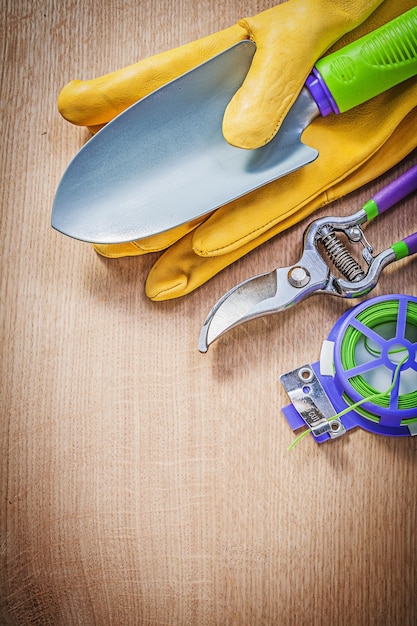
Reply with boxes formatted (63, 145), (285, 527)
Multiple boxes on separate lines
(372, 163), (417, 214)
(403, 232), (417, 257)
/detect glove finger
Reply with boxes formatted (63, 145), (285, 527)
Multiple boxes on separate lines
(58, 25), (247, 128)
(222, 0), (384, 149)
(145, 106), (417, 301)
(195, 79), (417, 257)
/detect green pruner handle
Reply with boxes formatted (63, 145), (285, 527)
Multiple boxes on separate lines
(312, 7), (417, 114)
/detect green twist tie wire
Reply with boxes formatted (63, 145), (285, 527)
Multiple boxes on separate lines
(341, 300), (417, 411)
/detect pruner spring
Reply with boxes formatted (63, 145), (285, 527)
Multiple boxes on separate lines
(305, 163), (417, 298)
(318, 224), (368, 282)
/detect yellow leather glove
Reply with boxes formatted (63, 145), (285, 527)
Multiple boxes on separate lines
(58, 0), (417, 300)
(58, 0), (383, 144)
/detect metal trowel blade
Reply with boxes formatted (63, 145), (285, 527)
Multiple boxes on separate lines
(52, 41), (319, 244)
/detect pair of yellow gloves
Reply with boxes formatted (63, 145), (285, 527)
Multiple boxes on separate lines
(58, 0), (417, 301)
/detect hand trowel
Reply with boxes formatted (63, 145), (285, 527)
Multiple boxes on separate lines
(52, 8), (417, 244)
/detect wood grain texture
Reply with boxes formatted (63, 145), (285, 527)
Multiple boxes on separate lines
(1, 1), (416, 624)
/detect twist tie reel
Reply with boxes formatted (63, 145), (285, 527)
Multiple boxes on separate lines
(280, 294), (417, 444)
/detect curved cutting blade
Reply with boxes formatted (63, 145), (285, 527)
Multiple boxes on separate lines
(198, 250), (331, 352)
(52, 42), (319, 244)
(198, 271), (280, 352)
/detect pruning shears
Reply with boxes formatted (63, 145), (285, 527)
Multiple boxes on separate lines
(199, 163), (417, 352)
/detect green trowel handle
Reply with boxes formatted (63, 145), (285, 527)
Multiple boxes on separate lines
(314, 7), (417, 114)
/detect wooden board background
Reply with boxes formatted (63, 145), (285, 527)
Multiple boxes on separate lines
(1, 1), (416, 624)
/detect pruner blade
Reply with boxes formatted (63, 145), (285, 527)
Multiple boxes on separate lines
(198, 249), (329, 353)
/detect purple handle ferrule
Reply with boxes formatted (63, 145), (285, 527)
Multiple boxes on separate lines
(372, 163), (417, 214)
(305, 68), (340, 117)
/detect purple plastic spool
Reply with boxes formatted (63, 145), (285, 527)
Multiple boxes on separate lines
(282, 295), (417, 442)
(325, 294), (417, 437)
